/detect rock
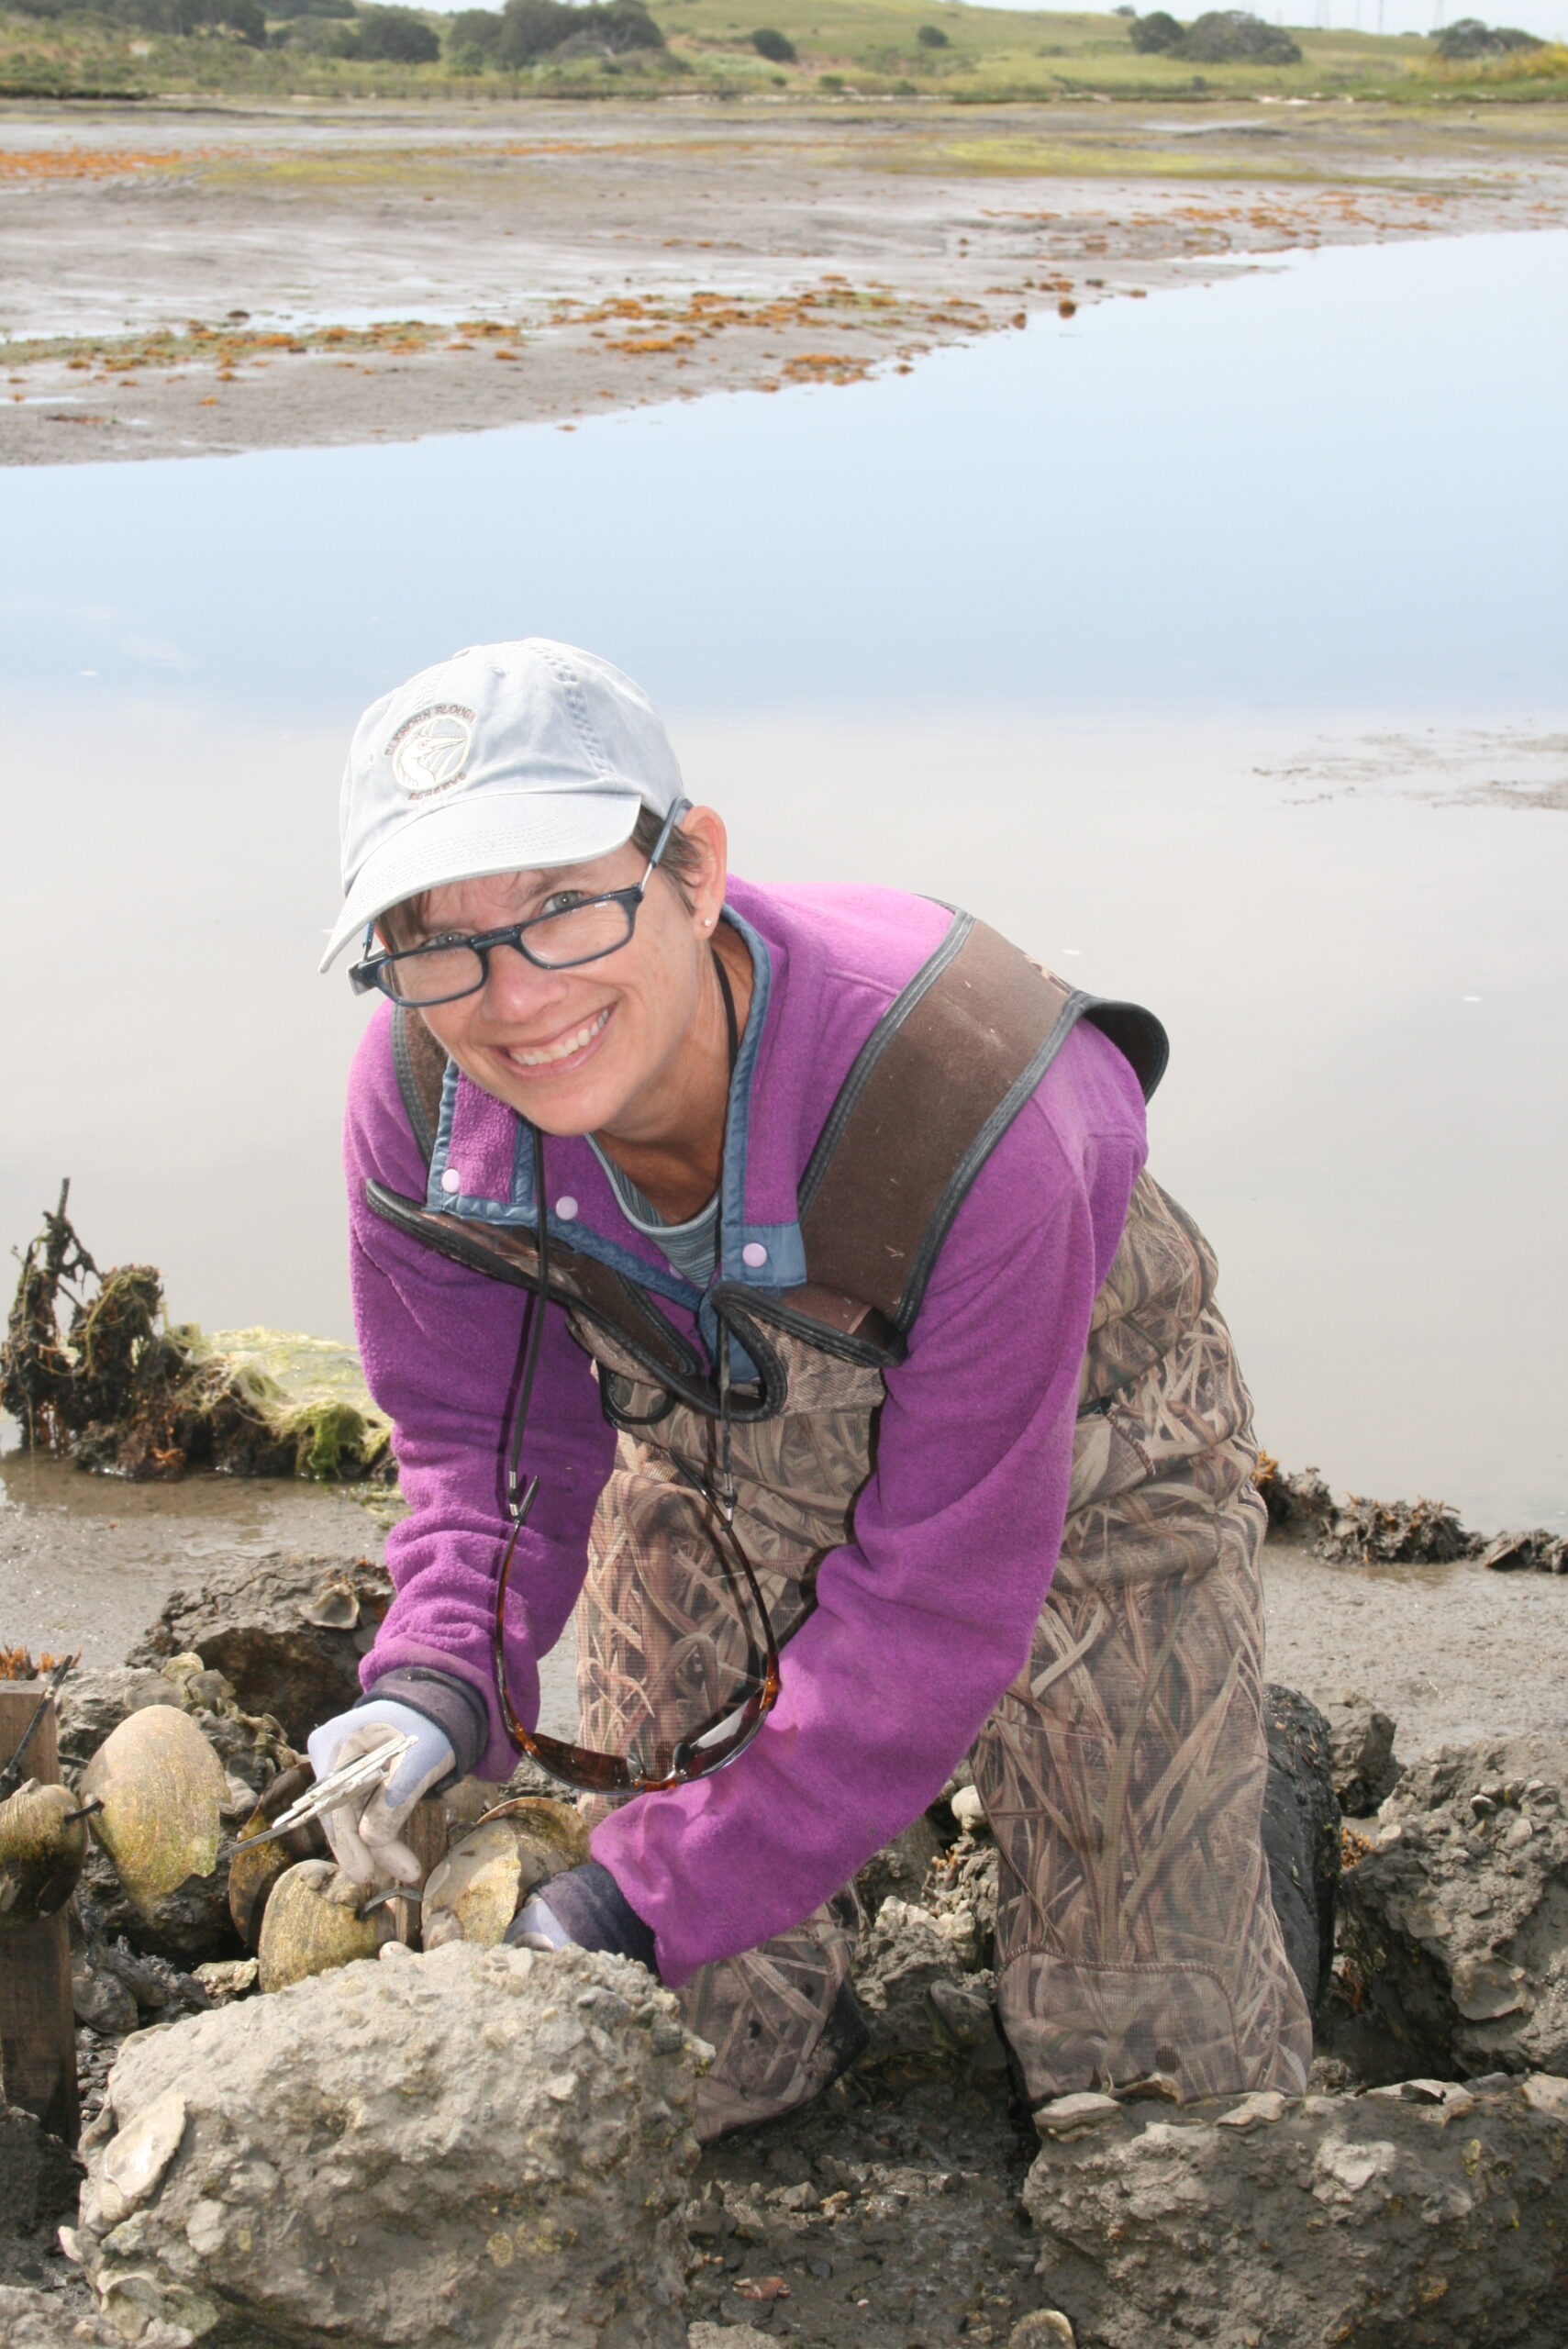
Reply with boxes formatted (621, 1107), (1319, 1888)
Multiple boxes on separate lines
(1316, 1492), (1481, 1565)
(1321, 1689), (1402, 1816)
(688, 2330), (776, 2349)
(1023, 2078), (1568, 2347)
(128, 1550), (392, 1746)
(852, 1896), (998, 2082)
(72, 1937), (209, 2034)
(1480, 1527), (1568, 1575)
(55, 1670), (183, 1771)
(74, 1839), (236, 1969)
(69, 1941), (702, 2348)
(852, 1807), (949, 1917)
(1337, 1734), (1568, 2080)
(0, 2098), (81, 2243)
(1261, 1684), (1340, 2010)
(191, 1958), (257, 2004)
(0, 2287), (150, 2349)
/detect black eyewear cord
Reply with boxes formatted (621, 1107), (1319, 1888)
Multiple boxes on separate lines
(490, 961), (781, 1798)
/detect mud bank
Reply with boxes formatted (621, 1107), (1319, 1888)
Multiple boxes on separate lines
(4, 98), (1566, 466)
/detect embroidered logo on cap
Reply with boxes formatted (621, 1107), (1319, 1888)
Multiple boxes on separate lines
(386, 704), (475, 798)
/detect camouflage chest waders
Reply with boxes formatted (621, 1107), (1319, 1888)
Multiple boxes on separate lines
(369, 911), (1312, 2138)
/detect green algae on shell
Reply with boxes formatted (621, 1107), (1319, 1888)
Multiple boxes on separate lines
(80, 1704), (228, 1917)
(228, 1762), (327, 1950)
(255, 1857), (386, 1991)
(0, 1778), (90, 1928)
(421, 1798), (590, 1949)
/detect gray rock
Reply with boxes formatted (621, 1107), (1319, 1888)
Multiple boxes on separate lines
(1321, 1689), (1402, 1816)
(0, 2286), (152, 2348)
(56, 1672), (184, 1772)
(1261, 1684), (1340, 2010)
(0, 2099), (80, 2245)
(852, 1896), (1002, 2082)
(851, 1809), (948, 1918)
(127, 1552), (392, 1746)
(69, 1940), (703, 2349)
(1023, 2077), (1568, 2347)
(1337, 1733), (1568, 2080)
(73, 1838), (238, 1970)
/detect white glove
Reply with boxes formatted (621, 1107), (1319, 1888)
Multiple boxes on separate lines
(305, 1700), (454, 1889)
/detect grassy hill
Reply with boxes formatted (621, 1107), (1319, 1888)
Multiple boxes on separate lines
(2, 0), (1565, 105)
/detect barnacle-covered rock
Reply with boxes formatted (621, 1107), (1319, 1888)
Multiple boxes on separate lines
(254, 1856), (385, 1991)
(71, 1941), (704, 2348)
(78, 1704), (228, 1919)
(421, 1797), (590, 1949)
(1023, 2076), (1568, 2346)
(0, 1778), (89, 1928)
(129, 1551), (392, 1743)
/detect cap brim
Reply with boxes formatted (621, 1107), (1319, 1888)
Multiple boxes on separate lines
(319, 788), (642, 973)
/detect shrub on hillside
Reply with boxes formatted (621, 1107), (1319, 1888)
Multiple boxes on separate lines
(1131, 6), (1300, 58)
(1432, 14), (1542, 53)
(1129, 8), (1183, 50)
(270, 0), (356, 17)
(916, 20), (949, 42)
(490, 0), (662, 61)
(351, 3), (438, 57)
(1177, 8), (1301, 59)
(751, 24), (795, 59)
(445, 1), (502, 54)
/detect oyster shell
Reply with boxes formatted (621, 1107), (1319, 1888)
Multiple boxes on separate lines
(421, 1798), (589, 1950)
(79, 1705), (228, 1919)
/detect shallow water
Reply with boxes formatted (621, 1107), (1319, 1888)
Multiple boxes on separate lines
(3, 228), (1565, 1531)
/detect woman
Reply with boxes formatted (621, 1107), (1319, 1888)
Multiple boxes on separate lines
(310, 636), (1311, 2139)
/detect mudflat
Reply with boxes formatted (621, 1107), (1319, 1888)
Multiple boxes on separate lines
(4, 95), (1566, 465)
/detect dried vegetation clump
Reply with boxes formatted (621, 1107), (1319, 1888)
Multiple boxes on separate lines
(0, 1186), (391, 1482)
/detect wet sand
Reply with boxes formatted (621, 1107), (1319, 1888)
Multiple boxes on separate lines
(0, 1450), (584, 1731)
(1262, 1532), (1568, 1756)
(5, 1446), (1563, 1763)
(4, 96), (1566, 466)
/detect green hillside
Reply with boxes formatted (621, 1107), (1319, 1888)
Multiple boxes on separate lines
(2, 0), (1565, 106)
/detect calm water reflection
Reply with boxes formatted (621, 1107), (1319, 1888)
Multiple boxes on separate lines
(3, 229), (1565, 1530)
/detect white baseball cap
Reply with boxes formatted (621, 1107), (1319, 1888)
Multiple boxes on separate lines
(320, 637), (684, 973)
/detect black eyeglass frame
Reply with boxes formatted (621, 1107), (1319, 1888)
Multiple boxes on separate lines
(348, 798), (692, 1006)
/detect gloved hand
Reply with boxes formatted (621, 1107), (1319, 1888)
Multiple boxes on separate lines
(305, 1700), (454, 1888)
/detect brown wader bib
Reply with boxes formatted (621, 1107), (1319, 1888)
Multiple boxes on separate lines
(368, 911), (1312, 2137)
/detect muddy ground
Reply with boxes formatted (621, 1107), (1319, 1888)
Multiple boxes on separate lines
(5, 1451), (1562, 1759)
(4, 96), (1567, 467)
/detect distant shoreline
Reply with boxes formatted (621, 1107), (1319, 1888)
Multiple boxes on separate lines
(4, 95), (1565, 468)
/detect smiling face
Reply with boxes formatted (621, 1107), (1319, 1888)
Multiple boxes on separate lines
(386, 806), (730, 1148)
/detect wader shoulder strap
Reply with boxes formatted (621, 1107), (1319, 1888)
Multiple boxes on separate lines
(373, 918), (1166, 1386)
(794, 910), (1167, 1336)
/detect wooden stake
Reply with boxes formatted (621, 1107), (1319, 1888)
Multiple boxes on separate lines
(0, 1685), (80, 2146)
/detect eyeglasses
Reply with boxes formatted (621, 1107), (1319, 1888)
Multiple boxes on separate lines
(349, 800), (690, 1008)
(492, 1126), (780, 1797)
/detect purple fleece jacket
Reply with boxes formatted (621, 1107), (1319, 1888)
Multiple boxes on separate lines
(346, 879), (1147, 1988)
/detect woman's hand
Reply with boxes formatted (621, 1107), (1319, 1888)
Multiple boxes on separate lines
(305, 1700), (455, 1887)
